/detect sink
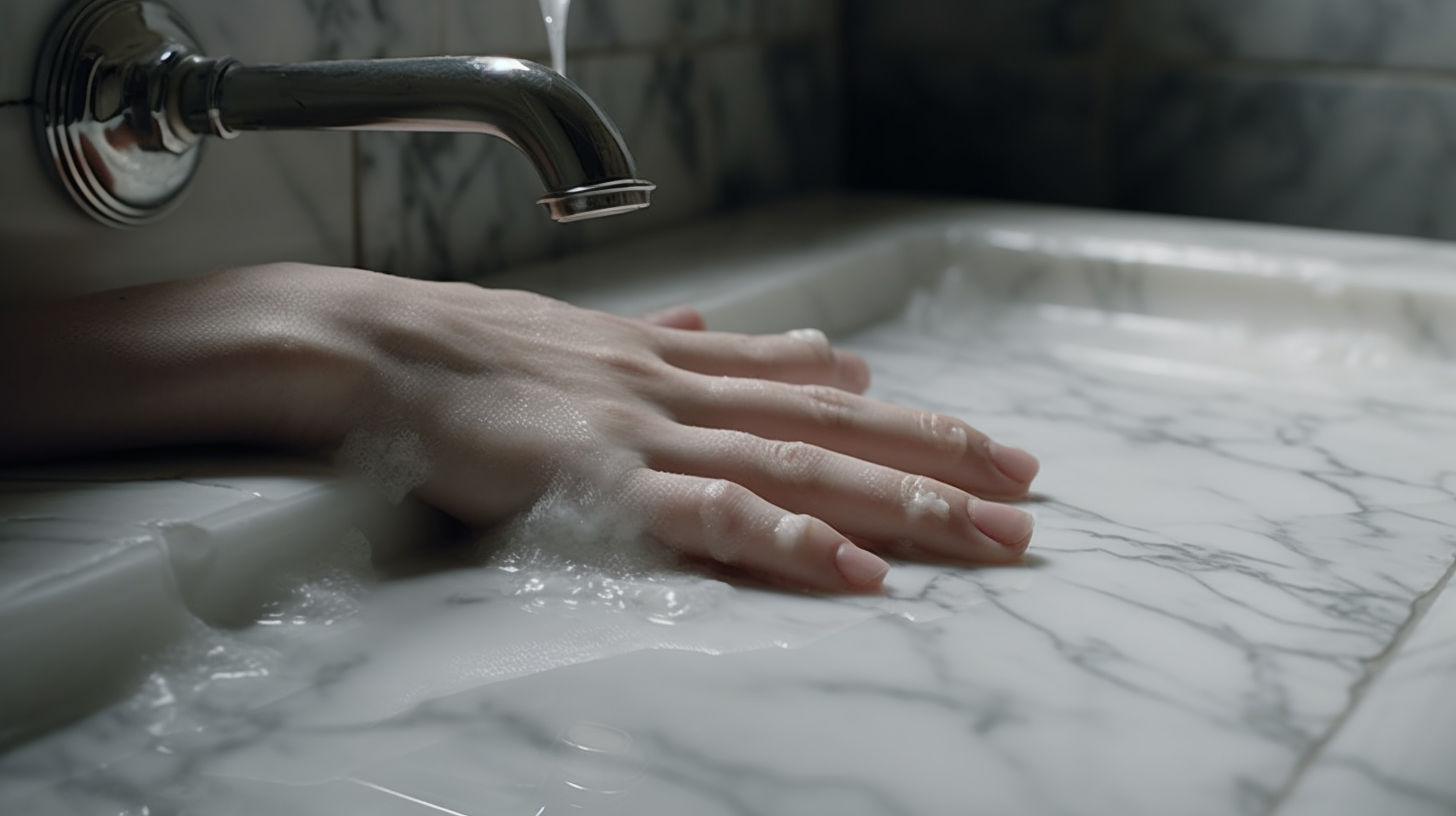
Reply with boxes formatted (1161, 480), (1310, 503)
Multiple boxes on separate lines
(2, 195), (1454, 816)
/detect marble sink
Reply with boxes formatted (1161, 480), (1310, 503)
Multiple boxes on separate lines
(2, 196), (1455, 816)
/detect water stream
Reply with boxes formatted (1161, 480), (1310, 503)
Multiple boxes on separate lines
(539, 0), (572, 76)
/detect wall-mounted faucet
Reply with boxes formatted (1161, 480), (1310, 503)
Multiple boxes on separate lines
(33, 0), (655, 228)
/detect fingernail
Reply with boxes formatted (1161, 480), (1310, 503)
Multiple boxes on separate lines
(968, 498), (1036, 548)
(835, 542), (890, 587)
(989, 441), (1040, 484)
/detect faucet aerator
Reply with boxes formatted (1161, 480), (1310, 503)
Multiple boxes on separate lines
(539, 179), (657, 223)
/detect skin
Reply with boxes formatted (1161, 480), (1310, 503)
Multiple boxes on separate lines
(0, 263), (1039, 593)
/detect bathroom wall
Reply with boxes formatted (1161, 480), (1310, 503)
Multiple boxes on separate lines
(0, 0), (838, 304)
(844, 0), (1456, 241)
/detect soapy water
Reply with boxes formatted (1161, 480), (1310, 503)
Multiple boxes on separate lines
(3, 315), (1037, 791)
(336, 425), (430, 504)
(24, 495), (1009, 771)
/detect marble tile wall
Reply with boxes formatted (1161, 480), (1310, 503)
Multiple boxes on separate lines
(844, 0), (1456, 242)
(361, 0), (840, 279)
(0, 0), (366, 305)
(0, 0), (838, 302)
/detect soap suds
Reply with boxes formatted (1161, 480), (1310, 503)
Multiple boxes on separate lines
(336, 426), (430, 504)
(787, 328), (829, 346)
(901, 476), (951, 522)
(919, 411), (969, 455)
(773, 514), (813, 551)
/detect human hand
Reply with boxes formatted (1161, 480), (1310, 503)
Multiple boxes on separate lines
(0, 264), (1038, 594)
(301, 267), (1038, 593)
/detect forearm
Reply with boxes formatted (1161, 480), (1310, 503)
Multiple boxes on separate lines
(0, 265), (363, 463)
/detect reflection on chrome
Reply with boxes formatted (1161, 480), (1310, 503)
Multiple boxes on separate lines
(34, 0), (654, 227)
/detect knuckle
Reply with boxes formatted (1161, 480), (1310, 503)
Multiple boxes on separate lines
(697, 479), (756, 561)
(765, 439), (825, 485)
(799, 384), (856, 430)
(592, 398), (662, 439)
(918, 411), (972, 455)
(699, 478), (751, 520)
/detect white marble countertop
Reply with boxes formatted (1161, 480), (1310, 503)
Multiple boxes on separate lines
(2, 196), (1454, 816)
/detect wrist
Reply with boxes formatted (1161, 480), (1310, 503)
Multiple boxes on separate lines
(0, 264), (378, 461)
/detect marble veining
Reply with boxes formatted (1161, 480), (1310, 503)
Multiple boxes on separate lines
(1279, 561), (1456, 815)
(3, 199), (1455, 815)
(361, 41), (839, 280)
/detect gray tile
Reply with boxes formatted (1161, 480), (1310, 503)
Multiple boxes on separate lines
(1110, 66), (1456, 240)
(1122, 0), (1456, 72)
(844, 0), (1111, 59)
(569, 0), (755, 50)
(752, 0), (838, 38)
(447, 0), (757, 60)
(445, 0), (549, 56)
(4, 0), (443, 99)
(0, 0), (41, 102)
(846, 51), (1105, 206)
(0, 105), (352, 306)
(697, 41), (841, 209)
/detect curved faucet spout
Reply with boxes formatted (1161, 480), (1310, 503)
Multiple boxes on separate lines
(177, 56), (655, 223)
(33, 0), (654, 227)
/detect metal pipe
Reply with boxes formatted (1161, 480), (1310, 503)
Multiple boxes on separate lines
(35, 0), (654, 228)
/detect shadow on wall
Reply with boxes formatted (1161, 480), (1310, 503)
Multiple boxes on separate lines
(843, 0), (1456, 242)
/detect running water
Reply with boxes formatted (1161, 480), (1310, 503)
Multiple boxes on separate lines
(539, 0), (572, 76)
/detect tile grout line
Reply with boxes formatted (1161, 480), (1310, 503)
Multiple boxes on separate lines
(1262, 551), (1456, 816)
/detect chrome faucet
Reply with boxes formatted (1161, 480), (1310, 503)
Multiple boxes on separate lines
(33, 0), (655, 228)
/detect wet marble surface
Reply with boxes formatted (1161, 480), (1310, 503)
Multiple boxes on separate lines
(1280, 568), (1456, 815)
(2, 197), (1455, 815)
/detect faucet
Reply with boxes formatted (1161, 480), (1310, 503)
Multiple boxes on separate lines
(33, 0), (655, 228)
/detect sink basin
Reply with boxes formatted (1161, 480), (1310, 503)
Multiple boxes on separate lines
(3, 195), (1454, 816)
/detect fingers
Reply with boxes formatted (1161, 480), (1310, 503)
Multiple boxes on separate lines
(654, 327), (872, 394)
(639, 305), (705, 331)
(618, 469), (890, 593)
(643, 429), (1034, 565)
(665, 375), (1039, 502)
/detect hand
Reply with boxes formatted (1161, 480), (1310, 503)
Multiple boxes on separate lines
(0, 264), (1039, 593)
(313, 268), (1039, 592)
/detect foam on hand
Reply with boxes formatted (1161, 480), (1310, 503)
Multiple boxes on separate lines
(773, 514), (813, 551)
(787, 328), (829, 346)
(901, 475), (951, 522)
(336, 425), (430, 503)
